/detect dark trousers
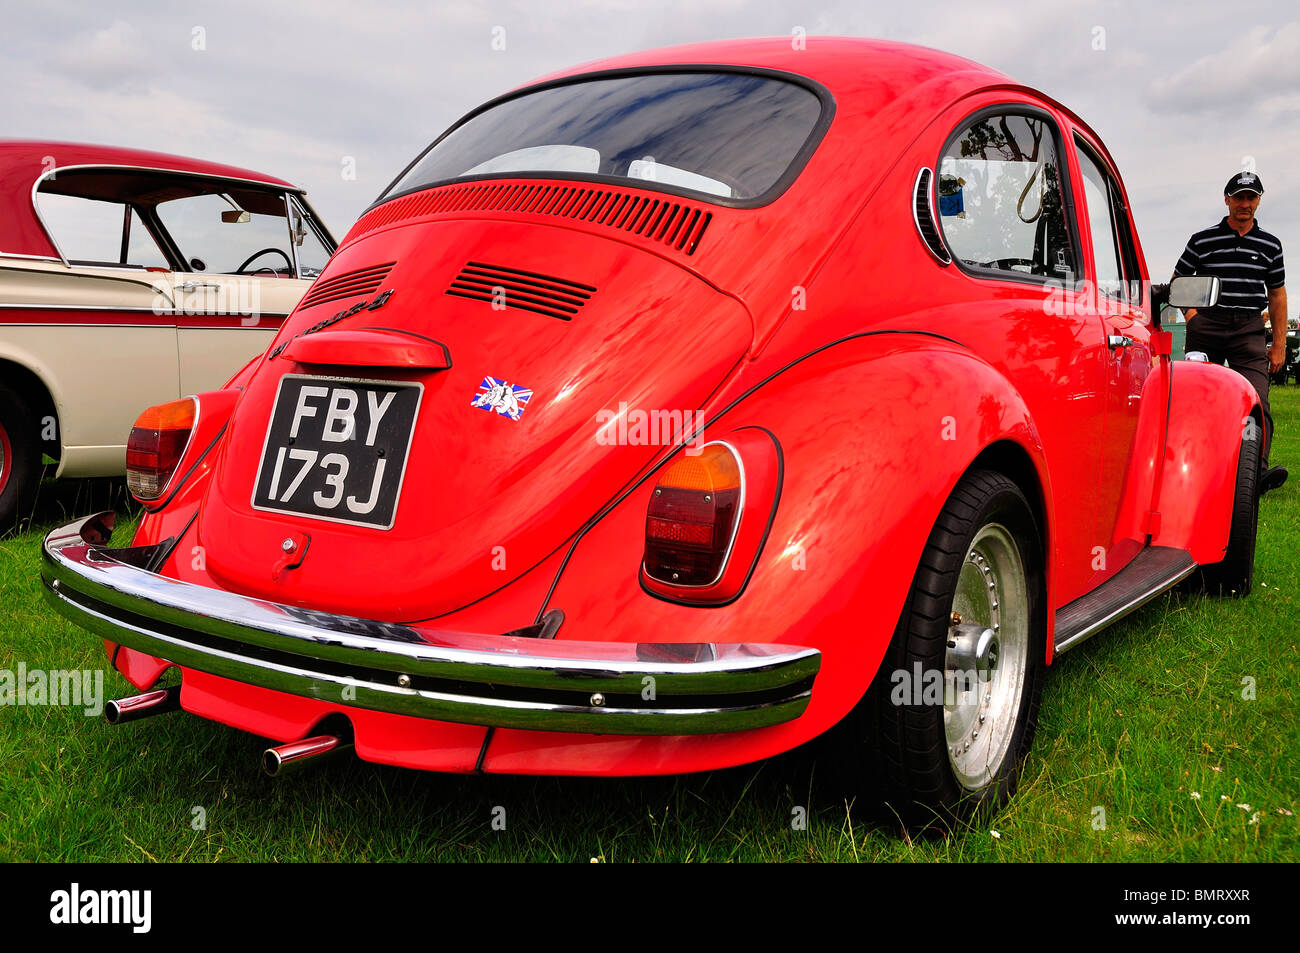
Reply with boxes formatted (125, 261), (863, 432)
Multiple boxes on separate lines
(1186, 311), (1273, 467)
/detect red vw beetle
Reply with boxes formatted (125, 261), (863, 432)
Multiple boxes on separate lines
(40, 38), (1259, 820)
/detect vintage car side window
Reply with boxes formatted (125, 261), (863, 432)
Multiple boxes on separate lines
(937, 113), (1076, 282)
(37, 193), (168, 268)
(1074, 145), (1125, 299)
(155, 191), (295, 275)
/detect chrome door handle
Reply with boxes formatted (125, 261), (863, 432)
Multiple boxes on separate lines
(179, 281), (221, 292)
(1107, 334), (1135, 349)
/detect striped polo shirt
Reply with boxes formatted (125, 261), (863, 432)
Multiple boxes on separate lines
(1174, 216), (1285, 315)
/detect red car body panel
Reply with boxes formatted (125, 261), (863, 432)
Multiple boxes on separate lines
(48, 37), (1261, 777)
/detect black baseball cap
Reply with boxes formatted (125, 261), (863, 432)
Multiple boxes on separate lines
(1225, 171), (1264, 196)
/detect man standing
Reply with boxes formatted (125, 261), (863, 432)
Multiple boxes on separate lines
(1175, 171), (1288, 492)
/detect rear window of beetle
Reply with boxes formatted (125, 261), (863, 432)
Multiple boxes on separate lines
(381, 72), (825, 204)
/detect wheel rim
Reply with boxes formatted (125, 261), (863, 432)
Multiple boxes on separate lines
(0, 417), (11, 498)
(944, 522), (1030, 792)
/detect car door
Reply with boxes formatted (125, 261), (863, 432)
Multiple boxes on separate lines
(935, 104), (1111, 604)
(6, 191), (180, 476)
(156, 188), (329, 395)
(1070, 137), (1153, 577)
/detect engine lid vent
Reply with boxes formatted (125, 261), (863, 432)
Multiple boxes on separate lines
(299, 261), (396, 310)
(346, 183), (712, 256)
(912, 168), (951, 266)
(445, 261), (595, 320)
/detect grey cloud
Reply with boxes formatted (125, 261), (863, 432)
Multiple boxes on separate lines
(0, 0), (1296, 281)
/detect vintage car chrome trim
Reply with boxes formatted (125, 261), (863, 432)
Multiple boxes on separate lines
(912, 167), (952, 266)
(43, 513), (820, 735)
(283, 192), (302, 279)
(1053, 545), (1196, 654)
(0, 251), (63, 262)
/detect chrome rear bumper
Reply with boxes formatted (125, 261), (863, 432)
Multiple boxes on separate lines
(41, 514), (819, 735)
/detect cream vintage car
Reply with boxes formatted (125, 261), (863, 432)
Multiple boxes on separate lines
(0, 141), (336, 528)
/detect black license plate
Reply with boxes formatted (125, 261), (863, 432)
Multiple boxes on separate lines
(251, 375), (423, 529)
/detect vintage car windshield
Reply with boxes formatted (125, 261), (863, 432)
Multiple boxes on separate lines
(35, 170), (334, 277)
(381, 71), (824, 203)
(156, 191), (295, 275)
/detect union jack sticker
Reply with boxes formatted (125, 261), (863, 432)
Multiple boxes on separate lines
(471, 376), (533, 421)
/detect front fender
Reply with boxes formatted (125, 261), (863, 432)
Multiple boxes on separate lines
(481, 333), (1052, 775)
(1150, 361), (1260, 564)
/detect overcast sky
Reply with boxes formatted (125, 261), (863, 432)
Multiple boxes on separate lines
(2, 0), (1296, 300)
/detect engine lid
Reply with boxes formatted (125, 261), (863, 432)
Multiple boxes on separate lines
(199, 218), (752, 620)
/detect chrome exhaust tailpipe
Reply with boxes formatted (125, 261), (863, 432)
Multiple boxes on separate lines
(104, 687), (181, 725)
(262, 735), (353, 777)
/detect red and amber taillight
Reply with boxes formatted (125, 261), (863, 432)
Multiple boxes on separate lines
(126, 398), (196, 501)
(643, 442), (744, 586)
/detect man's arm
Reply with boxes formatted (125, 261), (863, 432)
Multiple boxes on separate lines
(1173, 236), (1201, 322)
(1267, 287), (1287, 374)
(1266, 242), (1286, 374)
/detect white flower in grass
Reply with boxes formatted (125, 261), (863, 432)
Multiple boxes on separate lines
(1237, 803), (1252, 811)
(990, 829), (1002, 839)
(1190, 791), (1201, 799)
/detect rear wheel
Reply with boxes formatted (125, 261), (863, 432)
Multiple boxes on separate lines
(0, 381), (40, 534)
(855, 470), (1046, 825)
(1194, 427), (1260, 597)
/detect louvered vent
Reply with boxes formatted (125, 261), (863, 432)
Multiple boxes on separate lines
(298, 261), (396, 310)
(912, 168), (951, 265)
(445, 261), (595, 320)
(346, 183), (712, 255)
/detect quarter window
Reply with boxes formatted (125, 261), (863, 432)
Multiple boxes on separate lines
(1074, 139), (1142, 305)
(288, 197), (332, 278)
(937, 113), (1076, 282)
(1075, 145), (1124, 299)
(37, 193), (168, 268)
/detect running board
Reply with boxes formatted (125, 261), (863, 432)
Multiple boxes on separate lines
(1054, 546), (1196, 655)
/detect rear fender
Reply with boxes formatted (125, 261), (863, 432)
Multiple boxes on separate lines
(131, 388), (239, 544)
(491, 334), (1052, 774)
(1150, 361), (1260, 563)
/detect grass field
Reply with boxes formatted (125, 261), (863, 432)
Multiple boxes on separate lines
(1, 392), (1296, 863)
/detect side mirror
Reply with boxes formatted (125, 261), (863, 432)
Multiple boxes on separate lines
(1168, 275), (1220, 309)
(221, 210), (251, 224)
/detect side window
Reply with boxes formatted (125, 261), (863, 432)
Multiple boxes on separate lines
(937, 112), (1076, 282)
(1074, 145), (1124, 299)
(37, 193), (169, 269)
(1111, 176), (1143, 305)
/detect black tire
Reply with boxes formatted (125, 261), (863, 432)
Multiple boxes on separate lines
(850, 470), (1046, 827)
(0, 380), (41, 534)
(1194, 425), (1260, 597)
